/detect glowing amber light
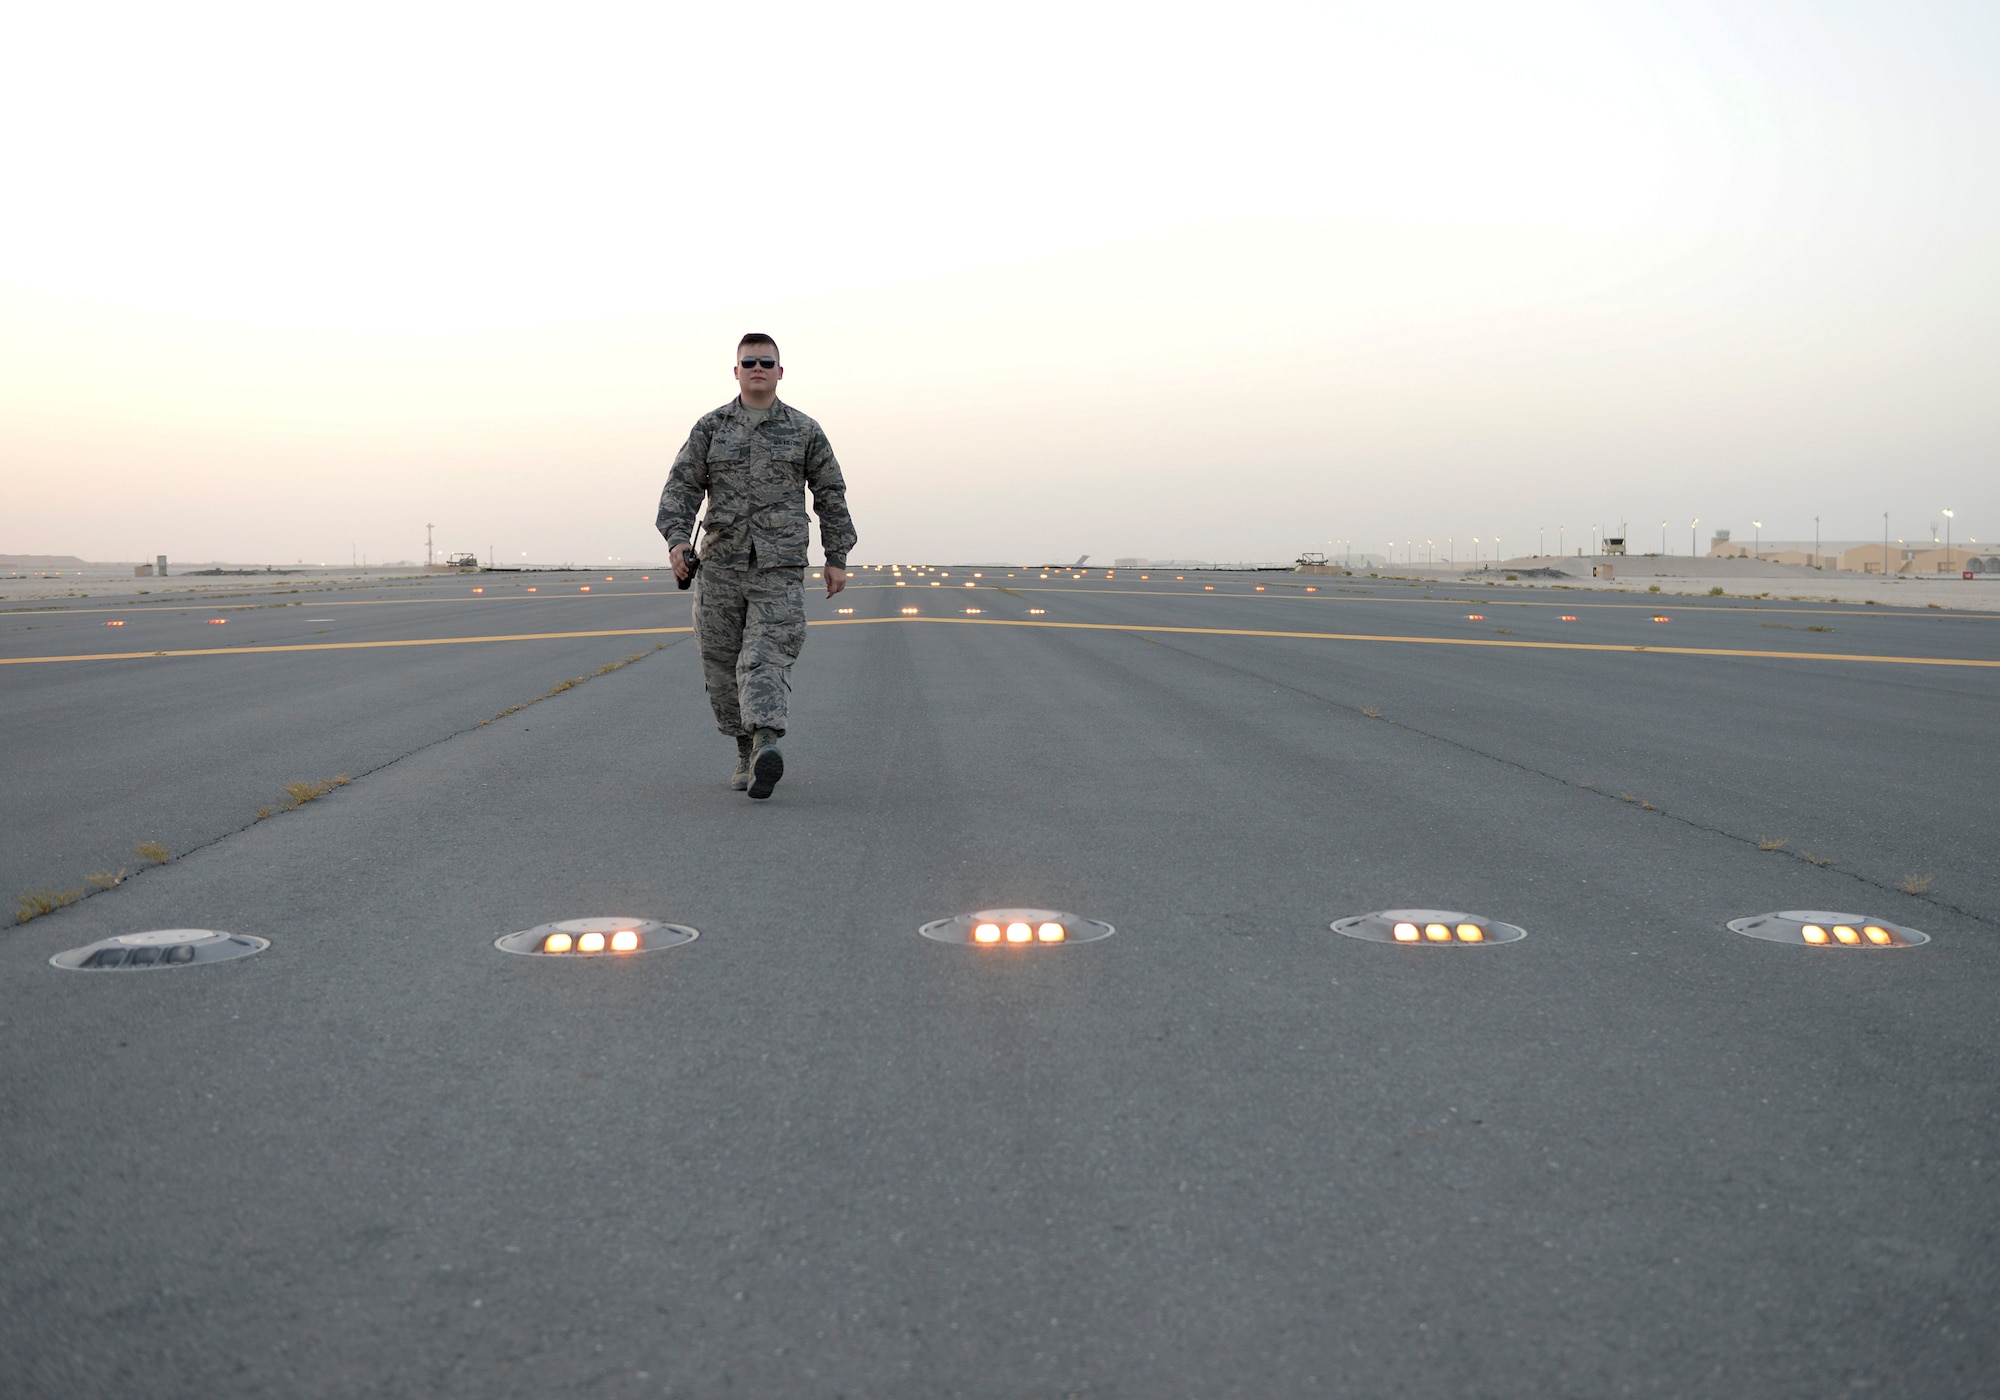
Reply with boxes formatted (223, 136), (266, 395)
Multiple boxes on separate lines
(965, 608), (981, 614)
(472, 587), (483, 593)
(1560, 614), (1577, 621)
(1424, 923), (1452, 941)
(578, 931), (607, 953)
(1306, 586), (1317, 591)
(526, 586), (537, 592)
(1029, 608), (1045, 615)
(610, 929), (640, 952)
(1467, 614), (1484, 620)
(542, 932), (574, 953)
(1456, 923), (1484, 942)
(901, 606), (919, 615)
(1036, 922), (1065, 942)
(837, 607), (854, 614)
(1832, 925), (1860, 944)
(208, 618), (227, 624)
(1005, 921), (1032, 943)
(1801, 924), (1829, 944)
(605, 575), (614, 581)
(105, 620), (124, 626)
(1863, 925), (1892, 945)
(1652, 615), (1670, 622)
(580, 585), (591, 592)
(1393, 922), (1420, 942)
(1255, 585), (1265, 591)
(1204, 585), (1214, 591)
(973, 922), (1001, 943)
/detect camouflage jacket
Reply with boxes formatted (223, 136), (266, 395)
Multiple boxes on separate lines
(655, 398), (856, 569)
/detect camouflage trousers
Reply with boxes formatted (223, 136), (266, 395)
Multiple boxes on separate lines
(691, 563), (807, 735)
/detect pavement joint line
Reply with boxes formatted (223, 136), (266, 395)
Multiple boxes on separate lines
(1120, 623), (2000, 930)
(8, 616), (1995, 668)
(5, 637), (688, 925)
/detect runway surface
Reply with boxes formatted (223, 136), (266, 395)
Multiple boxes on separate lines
(4, 566), (1997, 1397)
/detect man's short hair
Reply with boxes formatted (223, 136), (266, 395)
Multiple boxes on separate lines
(737, 333), (780, 361)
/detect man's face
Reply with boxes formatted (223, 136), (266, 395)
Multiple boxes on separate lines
(734, 343), (782, 398)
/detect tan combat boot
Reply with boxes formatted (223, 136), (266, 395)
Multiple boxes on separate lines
(730, 733), (753, 791)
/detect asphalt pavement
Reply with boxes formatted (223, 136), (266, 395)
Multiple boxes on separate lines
(3, 566), (1996, 1397)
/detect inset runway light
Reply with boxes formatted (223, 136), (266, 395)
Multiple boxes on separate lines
(965, 607), (982, 614)
(1726, 910), (1928, 949)
(922, 907), (1114, 948)
(1305, 586), (1317, 592)
(1255, 585), (1265, 591)
(495, 918), (697, 958)
(965, 582), (975, 587)
(1467, 614), (1484, 620)
(51, 928), (268, 972)
(1332, 909), (1526, 947)
(837, 606), (854, 614)
(605, 575), (614, 581)
(473, 587), (484, 593)
(208, 618), (227, 624)
(930, 582), (940, 587)
(526, 586), (537, 592)
(902, 606), (919, 615)
(896, 581), (905, 586)
(1560, 615), (1577, 622)
(1652, 615), (1669, 622)
(105, 620), (124, 626)
(580, 586), (591, 592)
(1204, 585), (1215, 591)
(1028, 608), (1045, 615)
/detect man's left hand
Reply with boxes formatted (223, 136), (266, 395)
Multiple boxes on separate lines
(825, 565), (847, 598)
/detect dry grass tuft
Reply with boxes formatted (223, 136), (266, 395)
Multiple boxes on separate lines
(256, 807), (275, 820)
(1757, 836), (1788, 852)
(1641, 801), (1656, 810)
(280, 775), (351, 810)
(85, 868), (126, 889)
(1898, 872), (1934, 896)
(134, 841), (170, 864)
(1619, 793), (1637, 803)
(1361, 707), (1383, 719)
(1801, 851), (1835, 867)
(15, 887), (84, 922)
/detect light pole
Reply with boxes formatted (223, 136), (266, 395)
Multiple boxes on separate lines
(1945, 508), (1955, 571)
(1883, 512), (1890, 576)
(1559, 524), (1565, 556)
(1539, 525), (1545, 556)
(1753, 520), (1762, 558)
(1661, 519), (1667, 555)
(1473, 536), (1480, 563)
(1814, 515), (1820, 569)
(1448, 536), (1454, 564)
(1591, 523), (1599, 555)
(1427, 539), (1434, 564)
(1691, 517), (1699, 557)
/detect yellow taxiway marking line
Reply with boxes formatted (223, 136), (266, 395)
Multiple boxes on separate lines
(0, 627), (693, 665)
(4, 615), (1993, 670)
(810, 615), (2000, 669)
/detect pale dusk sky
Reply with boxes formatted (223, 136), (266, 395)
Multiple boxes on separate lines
(4, 0), (1995, 565)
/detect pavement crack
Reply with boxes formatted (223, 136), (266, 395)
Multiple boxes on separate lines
(1129, 630), (1998, 929)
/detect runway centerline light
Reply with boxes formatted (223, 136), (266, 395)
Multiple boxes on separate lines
(1652, 615), (1669, 622)
(923, 908), (1113, 948)
(495, 918), (697, 958)
(1467, 614), (1484, 620)
(51, 928), (269, 972)
(472, 587), (484, 593)
(1335, 909), (1526, 947)
(1560, 615), (1577, 621)
(207, 618), (227, 624)
(526, 586), (537, 592)
(105, 620), (124, 626)
(580, 585), (590, 592)
(1728, 910), (1926, 949)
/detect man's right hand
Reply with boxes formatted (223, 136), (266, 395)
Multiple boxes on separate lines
(670, 544), (690, 582)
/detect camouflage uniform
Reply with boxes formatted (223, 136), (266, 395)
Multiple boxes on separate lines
(655, 398), (856, 736)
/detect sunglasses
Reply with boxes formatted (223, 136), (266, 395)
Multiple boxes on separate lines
(740, 356), (777, 369)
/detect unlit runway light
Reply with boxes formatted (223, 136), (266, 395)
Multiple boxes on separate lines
(920, 907), (1114, 948)
(51, 928), (268, 972)
(1331, 909), (1526, 947)
(1726, 910), (1927, 950)
(494, 918), (697, 958)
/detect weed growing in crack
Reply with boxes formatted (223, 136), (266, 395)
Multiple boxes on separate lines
(279, 775), (350, 810)
(1801, 851), (1835, 867)
(15, 887), (83, 922)
(85, 868), (126, 889)
(1757, 836), (1789, 852)
(1361, 707), (1383, 719)
(1899, 872), (1934, 895)
(135, 841), (170, 864)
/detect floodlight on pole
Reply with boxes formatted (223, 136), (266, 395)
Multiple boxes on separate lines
(1691, 517), (1699, 557)
(1753, 520), (1762, 557)
(1944, 508), (1954, 571)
